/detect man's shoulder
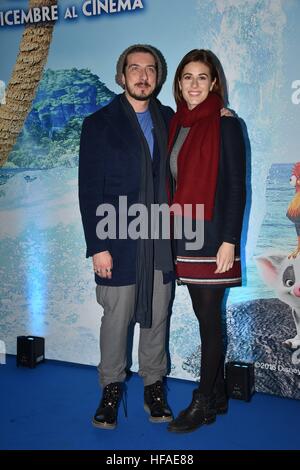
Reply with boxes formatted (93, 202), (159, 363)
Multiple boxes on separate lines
(155, 98), (174, 117)
(154, 99), (174, 127)
(83, 95), (122, 125)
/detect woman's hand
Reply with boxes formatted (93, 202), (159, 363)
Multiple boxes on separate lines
(215, 242), (235, 273)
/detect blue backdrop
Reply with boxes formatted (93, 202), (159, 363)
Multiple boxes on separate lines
(0, 0), (300, 399)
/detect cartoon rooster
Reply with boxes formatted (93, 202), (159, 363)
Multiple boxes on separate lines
(287, 162), (300, 258)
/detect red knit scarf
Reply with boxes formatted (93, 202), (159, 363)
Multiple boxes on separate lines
(168, 93), (222, 220)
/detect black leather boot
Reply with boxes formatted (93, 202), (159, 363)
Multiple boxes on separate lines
(167, 389), (216, 433)
(214, 377), (228, 414)
(144, 380), (173, 423)
(92, 382), (123, 430)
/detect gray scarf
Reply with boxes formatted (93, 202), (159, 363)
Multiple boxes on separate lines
(120, 95), (173, 328)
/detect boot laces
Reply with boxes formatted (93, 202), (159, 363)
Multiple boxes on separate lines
(102, 383), (122, 409)
(150, 381), (166, 405)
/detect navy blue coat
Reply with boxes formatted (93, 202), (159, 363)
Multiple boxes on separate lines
(78, 94), (174, 286)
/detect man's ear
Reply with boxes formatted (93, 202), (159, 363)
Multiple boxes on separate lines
(121, 73), (126, 88)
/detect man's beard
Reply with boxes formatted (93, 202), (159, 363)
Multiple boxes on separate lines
(125, 81), (155, 101)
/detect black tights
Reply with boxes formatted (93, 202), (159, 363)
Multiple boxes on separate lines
(187, 285), (226, 396)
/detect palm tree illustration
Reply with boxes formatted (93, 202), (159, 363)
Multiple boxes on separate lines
(0, 0), (58, 167)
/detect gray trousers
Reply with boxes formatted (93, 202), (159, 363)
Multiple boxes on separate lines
(96, 270), (172, 388)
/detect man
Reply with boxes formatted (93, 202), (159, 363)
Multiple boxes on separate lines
(78, 44), (174, 429)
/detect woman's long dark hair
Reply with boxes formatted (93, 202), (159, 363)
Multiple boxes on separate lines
(173, 49), (227, 106)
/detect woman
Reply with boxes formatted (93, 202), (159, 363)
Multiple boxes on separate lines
(167, 49), (246, 433)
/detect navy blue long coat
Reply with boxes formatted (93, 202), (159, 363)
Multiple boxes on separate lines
(78, 94), (174, 286)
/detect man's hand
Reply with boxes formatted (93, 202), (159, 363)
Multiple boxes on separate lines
(215, 242), (235, 274)
(93, 251), (113, 279)
(220, 107), (234, 117)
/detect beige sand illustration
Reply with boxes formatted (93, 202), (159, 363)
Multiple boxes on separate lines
(0, 0), (57, 167)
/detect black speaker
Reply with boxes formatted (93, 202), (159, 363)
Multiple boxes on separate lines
(225, 361), (254, 401)
(16, 336), (45, 368)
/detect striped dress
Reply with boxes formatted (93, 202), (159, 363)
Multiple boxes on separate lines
(169, 117), (246, 287)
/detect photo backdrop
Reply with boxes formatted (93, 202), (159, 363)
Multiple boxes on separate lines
(0, 0), (300, 399)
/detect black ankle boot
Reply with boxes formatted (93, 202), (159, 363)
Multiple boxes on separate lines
(92, 382), (123, 429)
(144, 380), (173, 423)
(215, 389), (228, 414)
(167, 390), (216, 433)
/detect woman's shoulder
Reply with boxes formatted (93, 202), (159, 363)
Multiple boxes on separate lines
(220, 115), (243, 136)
